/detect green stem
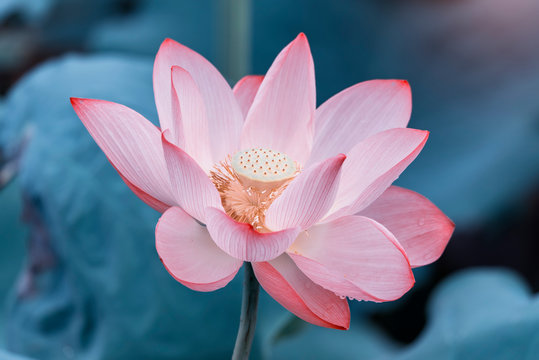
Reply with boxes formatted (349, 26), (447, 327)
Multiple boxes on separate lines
(232, 262), (260, 360)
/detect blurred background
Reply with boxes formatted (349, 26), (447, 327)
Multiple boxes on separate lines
(0, 0), (538, 359)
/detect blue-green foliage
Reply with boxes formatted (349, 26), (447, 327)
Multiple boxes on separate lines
(393, 269), (539, 360)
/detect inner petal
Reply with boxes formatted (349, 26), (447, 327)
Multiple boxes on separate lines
(210, 148), (299, 231)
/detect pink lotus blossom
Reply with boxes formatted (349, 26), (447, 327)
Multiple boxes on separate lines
(71, 33), (454, 330)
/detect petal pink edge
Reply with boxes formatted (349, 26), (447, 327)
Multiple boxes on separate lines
(233, 75), (264, 119)
(155, 207), (242, 292)
(289, 215), (415, 302)
(253, 258), (350, 329)
(359, 186), (454, 267)
(327, 128), (429, 220)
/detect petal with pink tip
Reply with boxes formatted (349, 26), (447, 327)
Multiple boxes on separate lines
(327, 128), (429, 220)
(359, 186), (454, 267)
(154, 38), (243, 162)
(71, 98), (175, 208)
(253, 254), (350, 329)
(205, 207), (301, 262)
(233, 75), (264, 119)
(308, 80), (412, 164)
(169, 66), (213, 171)
(265, 154), (345, 231)
(162, 130), (222, 223)
(241, 33), (315, 164)
(289, 215), (414, 302)
(156, 207), (243, 292)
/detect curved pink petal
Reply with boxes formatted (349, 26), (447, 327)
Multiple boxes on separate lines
(232, 75), (264, 119)
(169, 66), (213, 171)
(161, 130), (222, 223)
(359, 186), (454, 268)
(204, 207), (301, 262)
(265, 154), (346, 231)
(154, 38), (243, 162)
(253, 254), (350, 329)
(71, 98), (175, 208)
(156, 206), (243, 291)
(241, 33), (315, 164)
(326, 128), (429, 221)
(117, 171), (169, 213)
(289, 215), (414, 302)
(308, 80), (412, 164)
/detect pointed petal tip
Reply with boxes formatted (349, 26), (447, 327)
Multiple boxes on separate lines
(398, 79), (410, 86)
(327, 305), (351, 330)
(410, 128), (430, 142)
(162, 37), (177, 46)
(336, 317), (351, 330)
(294, 32), (309, 47)
(161, 128), (172, 142)
(448, 217), (456, 231)
(233, 74), (264, 91)
(171, 64), (187, 74)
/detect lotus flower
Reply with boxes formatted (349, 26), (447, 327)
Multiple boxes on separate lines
(71, 33), (454, 330)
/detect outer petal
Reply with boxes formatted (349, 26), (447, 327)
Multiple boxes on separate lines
(161, 130), (222, 223)
(170, 66), (213, 171)
(289, 215), (414, 302)
(326, 128), (429, 220)
(205, 207), (301, 262)
(241, 33), (315, 164)
(265, 154), (345, 231)
(232, 75), (264, 119)
(154, 38), (243, 162)
(253, 254), (350, 330)
(308, 80), (412, 164)
(359, 186), (454, 267)
(156, 207), (243, 292)
(71, 98), (175, 208)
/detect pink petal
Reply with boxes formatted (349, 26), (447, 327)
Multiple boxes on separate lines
(289, 215), (414, 302)
(117, 171), (169, 213)
(156, 207), (243, 292)
(265, 154), (346, 231)
(253, 254), (350, 329)
(308, 80), (412, 164)
(359, 186), (454, 267)
(204, 207), (301, 262)
(169, 66), (213, 171)
(161, 130), (222, 223)
(71, 98), (175, 208)
(241, 33), (315, 164)
(327, 128), (429, 220)
(154, 38), (243, 162)
(232, 75), (264, 119)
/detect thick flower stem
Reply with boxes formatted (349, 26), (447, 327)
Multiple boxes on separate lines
(232, 262), (260, 360)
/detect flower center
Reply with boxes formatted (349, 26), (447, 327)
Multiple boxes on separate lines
(210, 148), (298, 231)
(231, 148), (297, 190)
